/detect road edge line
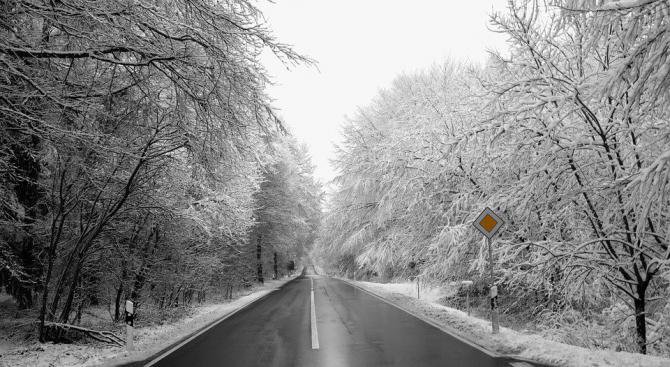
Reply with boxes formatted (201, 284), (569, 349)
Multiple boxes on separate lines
(142, 276), (301, 367)
(338, 277), (500, 358)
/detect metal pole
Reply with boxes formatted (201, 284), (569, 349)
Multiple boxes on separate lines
(488, 237), (499, 334)
(466, 288), (470, 316)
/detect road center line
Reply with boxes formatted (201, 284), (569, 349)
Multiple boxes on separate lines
(310, 279), (319, 350)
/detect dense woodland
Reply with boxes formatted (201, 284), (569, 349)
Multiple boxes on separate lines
(2, 0), (669, 361)
(0, 0), (321, 342)
(316, 0), (670, 357)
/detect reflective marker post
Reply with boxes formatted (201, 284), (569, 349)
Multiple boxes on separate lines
(460, 280), (473, 316)
(409, 261), (419, 299)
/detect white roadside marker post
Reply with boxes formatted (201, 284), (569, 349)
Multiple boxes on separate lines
(408, 261), (419, 299)
(461, 280), (473, 316)
(125, 300), (134, 352)
(467, 286), (470, 316)
(472, 207), (504, 334)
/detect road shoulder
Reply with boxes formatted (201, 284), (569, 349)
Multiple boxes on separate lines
(340, 278), (670, 367)
(109, 276), (300, 367)
(0, 276), (300, 367)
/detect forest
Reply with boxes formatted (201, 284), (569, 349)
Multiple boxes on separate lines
(1, 0), (669, 363)
(315, 0), (670, 357)
(0, 0), (321, 343)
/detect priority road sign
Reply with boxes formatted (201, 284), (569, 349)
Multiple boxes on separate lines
(472, 207), (504, 239)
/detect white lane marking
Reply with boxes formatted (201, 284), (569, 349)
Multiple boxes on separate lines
(310, 280), (319, 349)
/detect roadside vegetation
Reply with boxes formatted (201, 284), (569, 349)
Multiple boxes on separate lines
(315, 0), (670, 357)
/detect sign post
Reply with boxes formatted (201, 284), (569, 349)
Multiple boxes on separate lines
(472, 207), (504, 334)
(487, 237), (499, 334)
(125, 300), (134, 352)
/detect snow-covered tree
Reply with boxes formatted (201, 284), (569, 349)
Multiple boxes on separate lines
(317, 0), (669, 355)
(0, 0), (316, 342)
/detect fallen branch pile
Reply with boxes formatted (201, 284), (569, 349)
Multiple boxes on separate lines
(39, 321), (125, 346)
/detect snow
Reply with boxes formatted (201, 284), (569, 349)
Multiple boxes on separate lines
(356, 280), (455, 303)
(349, 279), (670, 367)
(4, 275), (667, 367)
(0, 277), (296, 367)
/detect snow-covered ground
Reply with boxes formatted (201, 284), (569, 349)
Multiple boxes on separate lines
(0, 277), (296, 367)
(349, 279), (670, 367)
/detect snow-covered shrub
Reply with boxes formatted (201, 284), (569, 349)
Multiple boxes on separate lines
(648, 302), (670, 356)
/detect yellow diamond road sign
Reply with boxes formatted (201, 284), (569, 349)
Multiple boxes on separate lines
(473, 207), (504, 239)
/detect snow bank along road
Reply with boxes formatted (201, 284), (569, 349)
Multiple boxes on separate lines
(126, 267), (543, 367)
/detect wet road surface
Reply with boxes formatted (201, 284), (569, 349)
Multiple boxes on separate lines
(141, 268), (536, 367)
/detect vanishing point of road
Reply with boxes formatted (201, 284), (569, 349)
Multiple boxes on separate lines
(131, 267), (540, 367)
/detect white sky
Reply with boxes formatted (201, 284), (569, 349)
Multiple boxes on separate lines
(259, 0), (510, 186)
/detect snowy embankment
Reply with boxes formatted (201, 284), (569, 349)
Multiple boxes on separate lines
(0, 277), (296, 367)
(347, 279), (670, 367)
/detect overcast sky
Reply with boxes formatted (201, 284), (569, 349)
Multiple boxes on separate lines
(259, 0), (510, 185)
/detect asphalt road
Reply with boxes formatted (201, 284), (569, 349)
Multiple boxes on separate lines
(143, 268), (535, 367)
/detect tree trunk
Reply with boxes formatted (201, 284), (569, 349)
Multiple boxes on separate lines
(38, 240), (58, 342)
(49, 245), (79, 320)
(113, 263), (127, 322)
(114, 280), (124, 322)
(38, 167), (71, 341)
(256, 234), (263, 284)
(74, 300), (84, 325)
(634, 294), (647, 354)
(273, 252), (278, 280)
(131, 226), (158, 306)
(52, 151), (151, 324)
(58, 256), (84, 323)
